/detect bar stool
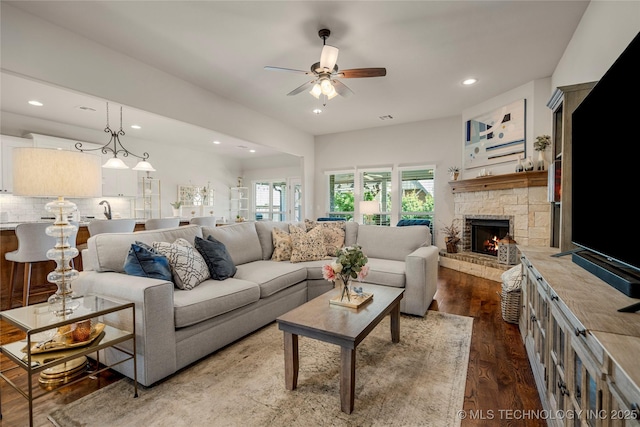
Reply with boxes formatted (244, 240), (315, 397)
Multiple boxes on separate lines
(5, 222), (79, 309)
(189, 216), (217, 227)
(144, 218), (180, 230)
(88, 218), (137, 236)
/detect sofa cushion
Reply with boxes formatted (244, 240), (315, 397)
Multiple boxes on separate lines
(123, 242), (172, 281)
(173, 278), (260, 328)
(345, 222), (358, 246)
(153, 238), (210, 290)
(88, 225), (203, 273)
(292, 259), (329, 280)
(234, 260), (307, 298)
(271, 228), (292, 261)
(305, 219), (346, 257)
(356, 225), (429, 261)
(362, 258), (406, 288)
(201, 222), (262, 266)
(255, 221), (290, 260)
(194, 236), (237, 280)
(289, 224), (327, 263)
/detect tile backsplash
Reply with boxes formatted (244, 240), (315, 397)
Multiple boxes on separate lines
(0, 194), (134, 222)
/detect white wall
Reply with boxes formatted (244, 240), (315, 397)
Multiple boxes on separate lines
(552, 2), (639, 90)
(0, 3), (315, 217)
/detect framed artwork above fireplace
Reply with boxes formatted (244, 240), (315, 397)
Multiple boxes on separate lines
(464, 99), (526, 170)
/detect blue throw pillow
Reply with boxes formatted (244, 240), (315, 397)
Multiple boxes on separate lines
(124, 243), (173, 281)
(194, 236), (237, 280)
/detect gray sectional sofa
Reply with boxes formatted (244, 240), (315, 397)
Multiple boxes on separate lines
(77, 220), (439, 386)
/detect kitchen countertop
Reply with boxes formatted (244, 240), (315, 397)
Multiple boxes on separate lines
(0, 219), (149, 231)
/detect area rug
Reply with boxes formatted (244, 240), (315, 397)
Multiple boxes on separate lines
(49, 311), (473, 427)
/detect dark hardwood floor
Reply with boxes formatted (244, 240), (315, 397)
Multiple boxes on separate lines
(1, 266), (543, 426)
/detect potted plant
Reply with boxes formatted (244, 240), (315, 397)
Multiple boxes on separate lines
(441, 221), (461, 253)
(448, 166), (461, 181)
(534, 135), (551, 170)
(170, 201), (182, 217)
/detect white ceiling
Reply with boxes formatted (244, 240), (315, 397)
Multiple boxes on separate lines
(1, 1), (589, 148)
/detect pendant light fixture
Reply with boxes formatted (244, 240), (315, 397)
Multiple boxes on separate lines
(75, 102), (156, 171)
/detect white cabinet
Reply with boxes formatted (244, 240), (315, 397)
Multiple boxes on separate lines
(0, 135), (33, 193)
(101, 166), (138, 197)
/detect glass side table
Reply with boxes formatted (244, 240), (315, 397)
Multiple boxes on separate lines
(0, 294), (138, 426)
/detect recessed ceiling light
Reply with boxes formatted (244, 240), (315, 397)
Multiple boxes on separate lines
(212, 140), (221, 145)
(131, 125), (141, 129)
(28, 100), (43, 107)
(249, 149), (256, 153)
(313, 108), (322, 115)
(462, 78), (478, 86)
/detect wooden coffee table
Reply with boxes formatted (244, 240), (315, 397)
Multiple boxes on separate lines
(276, 284), (404, 414)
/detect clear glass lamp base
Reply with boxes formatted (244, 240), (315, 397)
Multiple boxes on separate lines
(45, 197), (80, 316)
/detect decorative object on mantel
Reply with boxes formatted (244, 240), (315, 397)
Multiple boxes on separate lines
(441, 221), (461, 254)
(75, 102), (155, 171)
(322, 244), (369, 303)
(447, 166), (460, 181)
(515, 156), (524, 173)
(497, 234), (518, 265)
(523, 156), (534, 172)
(12, 147), (102, 316)
(170, 201), (182, 218)
(533, 134), (550, 171)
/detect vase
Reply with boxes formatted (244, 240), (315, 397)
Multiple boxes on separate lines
(515, 157), (524, 173)
(451, 172), (459, 181)
(523, 156), (534, 171)
(171, 207), (182, 217)
(536, 150), (545, 170)
(337, 276), (351, 302)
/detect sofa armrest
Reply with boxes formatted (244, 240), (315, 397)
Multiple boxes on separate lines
(75, 271), (177, 386)
(403, 245), (440, 316)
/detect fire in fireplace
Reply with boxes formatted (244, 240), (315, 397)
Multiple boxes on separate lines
(470, 219), (509, 257)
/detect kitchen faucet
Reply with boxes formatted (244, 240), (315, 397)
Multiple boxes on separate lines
(99, 200), (112, 220)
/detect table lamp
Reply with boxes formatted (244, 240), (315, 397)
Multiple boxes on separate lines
(359, 200), (380, 225)
(13, 147), (102, 316)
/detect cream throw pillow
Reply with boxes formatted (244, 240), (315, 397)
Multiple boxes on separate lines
(271, 228), (293, 261)
(289, 224), (327, 263)
(152, 238), (210, 290)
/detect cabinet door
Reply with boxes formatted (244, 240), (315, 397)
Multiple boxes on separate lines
(0, 136), (33, 193)
(101, 157), (138, 197)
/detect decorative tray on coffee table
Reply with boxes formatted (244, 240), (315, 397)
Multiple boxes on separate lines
(329, 292), (373, 309)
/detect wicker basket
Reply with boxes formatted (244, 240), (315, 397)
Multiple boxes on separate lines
(500, 284), (522, 324)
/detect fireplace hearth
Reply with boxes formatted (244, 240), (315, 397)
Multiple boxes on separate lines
(469, 219), (510, 257)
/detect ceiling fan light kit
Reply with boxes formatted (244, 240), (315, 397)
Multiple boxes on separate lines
(265, 28), (386, 106)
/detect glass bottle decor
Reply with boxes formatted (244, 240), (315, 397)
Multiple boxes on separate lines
(515, 157), (524, 173)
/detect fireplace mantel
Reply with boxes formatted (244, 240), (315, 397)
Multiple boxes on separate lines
(449, 170), (547, 193)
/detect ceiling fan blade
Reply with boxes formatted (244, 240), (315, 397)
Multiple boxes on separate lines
(332, 79), (354, 98)
(320, 45), (339, 71)
(338, 68), (387, 78)
(286, 80), (316, 96)
(264, 66), (312, 75)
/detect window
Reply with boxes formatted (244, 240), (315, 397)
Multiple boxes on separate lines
(399, 167), (435, 230)
(254, 180), (287, 221)
(361, 170), (392, 225)
(326, 172), (354, 221)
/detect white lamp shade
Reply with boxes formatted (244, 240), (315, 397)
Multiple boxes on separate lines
(102, 157), (129, 169)
(12, 147), (102, 197)
(132, 160), (156, 171)
(360, 200), (380, 215)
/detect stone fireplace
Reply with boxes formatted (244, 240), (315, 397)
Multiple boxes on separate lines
(440, 171), (550, 281)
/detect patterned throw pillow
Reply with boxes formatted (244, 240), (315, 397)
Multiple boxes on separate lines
(288, 224), (327, 263)
(304, 219), (346, 257)
(271, 228), (293, 261)
(152, 238), (210, 290)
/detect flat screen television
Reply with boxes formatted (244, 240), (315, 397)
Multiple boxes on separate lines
(571, 31), (640, 304)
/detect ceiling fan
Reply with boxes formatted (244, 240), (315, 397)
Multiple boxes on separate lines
(264, 29), (386, 105)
